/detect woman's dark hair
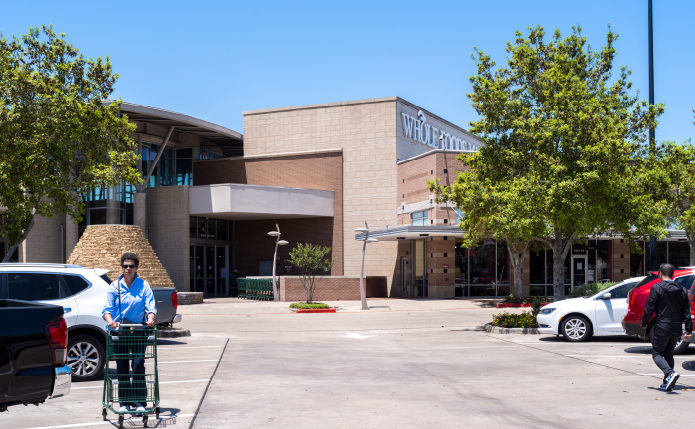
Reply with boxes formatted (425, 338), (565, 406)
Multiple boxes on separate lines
(121, 252), (140, 268)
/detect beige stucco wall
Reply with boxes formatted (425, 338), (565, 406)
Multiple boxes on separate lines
(241, 97), (485, 293)
(23, 213), (66, 263)
(145, 185), (190, 291)
(243, 98), (402, 290)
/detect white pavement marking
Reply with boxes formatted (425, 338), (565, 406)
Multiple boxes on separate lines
(144, 359), (219, 364)
(566, 355), (692, 359)
(157, 345), (225, 350)
(343, 332), (371, 339)
(20, 414), (194, 429)
(639, 373), (695, 377)
(71, 379), (209, 390)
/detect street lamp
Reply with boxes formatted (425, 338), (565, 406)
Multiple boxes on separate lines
(268, 224), (288, 301)
(356, 221), (378, 310)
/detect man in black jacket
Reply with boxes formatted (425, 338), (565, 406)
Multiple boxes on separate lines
(641, 263), (693, 391)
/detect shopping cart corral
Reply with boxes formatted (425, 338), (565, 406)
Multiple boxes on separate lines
(102, 324), (160, 428)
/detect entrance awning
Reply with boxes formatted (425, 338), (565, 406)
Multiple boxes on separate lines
(190, 183), (334, 220)
(355, 225), (463, 241)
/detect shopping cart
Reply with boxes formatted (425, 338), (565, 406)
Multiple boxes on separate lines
(102, 324), (160, 428)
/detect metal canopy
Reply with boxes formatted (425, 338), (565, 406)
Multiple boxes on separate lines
(104, 100), (244, 157)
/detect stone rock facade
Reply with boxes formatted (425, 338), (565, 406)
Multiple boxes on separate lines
(67, 225), (175, 289)
(177, 292), (204, 305)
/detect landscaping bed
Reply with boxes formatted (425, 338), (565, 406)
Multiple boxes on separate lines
(289, 302), (336, 313)
(497, 302), (549, 308)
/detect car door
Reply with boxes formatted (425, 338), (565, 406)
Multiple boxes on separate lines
(6, 272), (80, 328)
(594, 281), (637, 334)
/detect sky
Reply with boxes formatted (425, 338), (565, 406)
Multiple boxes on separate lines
(1, 0), (693, 144)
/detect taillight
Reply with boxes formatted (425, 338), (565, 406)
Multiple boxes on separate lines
(172, 292), (178, 309)
(45, 318), (67, 365)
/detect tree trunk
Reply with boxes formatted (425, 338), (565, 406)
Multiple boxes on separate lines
(3, 202), (40, 263)
(551, 232), (574, 302)
(507, 241), (525, 298)
(688, 232), (695, 267)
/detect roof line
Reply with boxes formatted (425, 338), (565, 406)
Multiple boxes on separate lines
(104, 100), (243, 141)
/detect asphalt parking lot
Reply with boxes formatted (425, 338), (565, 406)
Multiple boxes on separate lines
(7, 298), (695, 428)
(4, 335), (227, 429)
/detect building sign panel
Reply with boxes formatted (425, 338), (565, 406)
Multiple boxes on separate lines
(401, 110), (479, 152)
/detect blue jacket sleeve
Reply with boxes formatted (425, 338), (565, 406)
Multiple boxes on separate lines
(143, 283), (157, 317)
(102, 283), (118, 319)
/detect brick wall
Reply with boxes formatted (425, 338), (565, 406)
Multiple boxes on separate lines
(278, 276), (387, 301)
(193, 151), (343, 276)
(613, 239), (631, 282)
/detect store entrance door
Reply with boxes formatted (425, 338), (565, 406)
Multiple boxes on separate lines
(571, 256), (587, 290)
(190, 245), (228, 298)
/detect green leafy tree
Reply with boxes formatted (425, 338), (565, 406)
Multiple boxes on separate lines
(0, 25), (139, 261)
(450, 25), (667, 301)
(429, 164), (541, 298)
(288, 243), (334, 303)
(657, 137), (695, 265)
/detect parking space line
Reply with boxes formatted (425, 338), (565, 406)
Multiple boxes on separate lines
(144, 359), (219, 364)
(639, 373), (695, 376)
(157, 345), (224, 350)
(20, 413), (195, 429)
(71, 379), (210, 390)
(566, 355), (692, 359)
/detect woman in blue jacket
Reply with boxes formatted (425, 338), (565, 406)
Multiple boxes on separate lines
(102, 252), (157, 414)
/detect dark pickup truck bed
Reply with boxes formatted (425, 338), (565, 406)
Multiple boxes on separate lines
(0, 299), (71, 411)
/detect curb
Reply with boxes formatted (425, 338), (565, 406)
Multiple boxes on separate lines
(484, 323), (541, 335)
(294, 308), (337, 313)
(497, 303), (549, 308)
(158, 329), (191, 338)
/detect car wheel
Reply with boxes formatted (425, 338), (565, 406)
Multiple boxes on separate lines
(674, 337), (690, 355)
(67, 334), (105, 382)
(561, 315), (592, 342)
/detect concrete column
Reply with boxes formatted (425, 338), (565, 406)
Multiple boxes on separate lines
(65, 215), (80, 263)
(134, 192), (146, 233)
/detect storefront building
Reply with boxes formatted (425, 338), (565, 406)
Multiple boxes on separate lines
(7, 97), (693, 298)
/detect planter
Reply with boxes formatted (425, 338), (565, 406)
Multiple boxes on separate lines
(484, 323), (541, 335)
(294, 308), (336, 313)
(497, 302), (549, 308)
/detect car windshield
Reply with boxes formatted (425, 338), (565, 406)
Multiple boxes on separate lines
(589, 279), (643, 299)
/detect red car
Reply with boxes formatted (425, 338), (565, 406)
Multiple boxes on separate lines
(622, 268), (695, 354)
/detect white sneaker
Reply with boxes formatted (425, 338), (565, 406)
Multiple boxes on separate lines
(666, 372), (680, 391)
(134, 403), (146, 416)
(118, 406), (128, 413)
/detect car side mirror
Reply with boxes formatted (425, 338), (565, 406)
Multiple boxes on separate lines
(600, 292), (611, 300)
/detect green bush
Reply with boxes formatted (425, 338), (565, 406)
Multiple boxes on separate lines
(491, 311), (538, 328)
(289, 302), (330, 309)
(567, 282), (616, 299)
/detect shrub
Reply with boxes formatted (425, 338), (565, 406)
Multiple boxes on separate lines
(567, 282), (616, 299)
(289, 302), (330, 309)
(491, 311), (538, 328)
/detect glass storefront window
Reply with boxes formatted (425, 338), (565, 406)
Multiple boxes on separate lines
(630, 241), (645, 277)
(208, 219), (217, 240)
(411, 211), (428, 226)
(217, 220), (229, 241)
(413, 239), (427, 297)
(455, 239), (468, 297)
(190, 216), (198, 238)
(197, 217), (207, 239)
(669, 241), (690, 268)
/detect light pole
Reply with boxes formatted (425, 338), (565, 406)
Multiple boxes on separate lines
(355, 221), (378, 310)
(268, 224), (288, 302)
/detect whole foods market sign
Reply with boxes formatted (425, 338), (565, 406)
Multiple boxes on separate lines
(401, 110), (478, 151)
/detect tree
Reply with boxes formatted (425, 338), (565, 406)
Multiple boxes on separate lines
(0, 25), (139, 261)
(459, 25), (667, 301)
(287, 243), (334, 303)
(429, 161), (542, 298)
(657, 137), (695, 265)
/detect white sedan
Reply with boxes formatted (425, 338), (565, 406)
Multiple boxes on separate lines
(536, 276), (645, 341)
